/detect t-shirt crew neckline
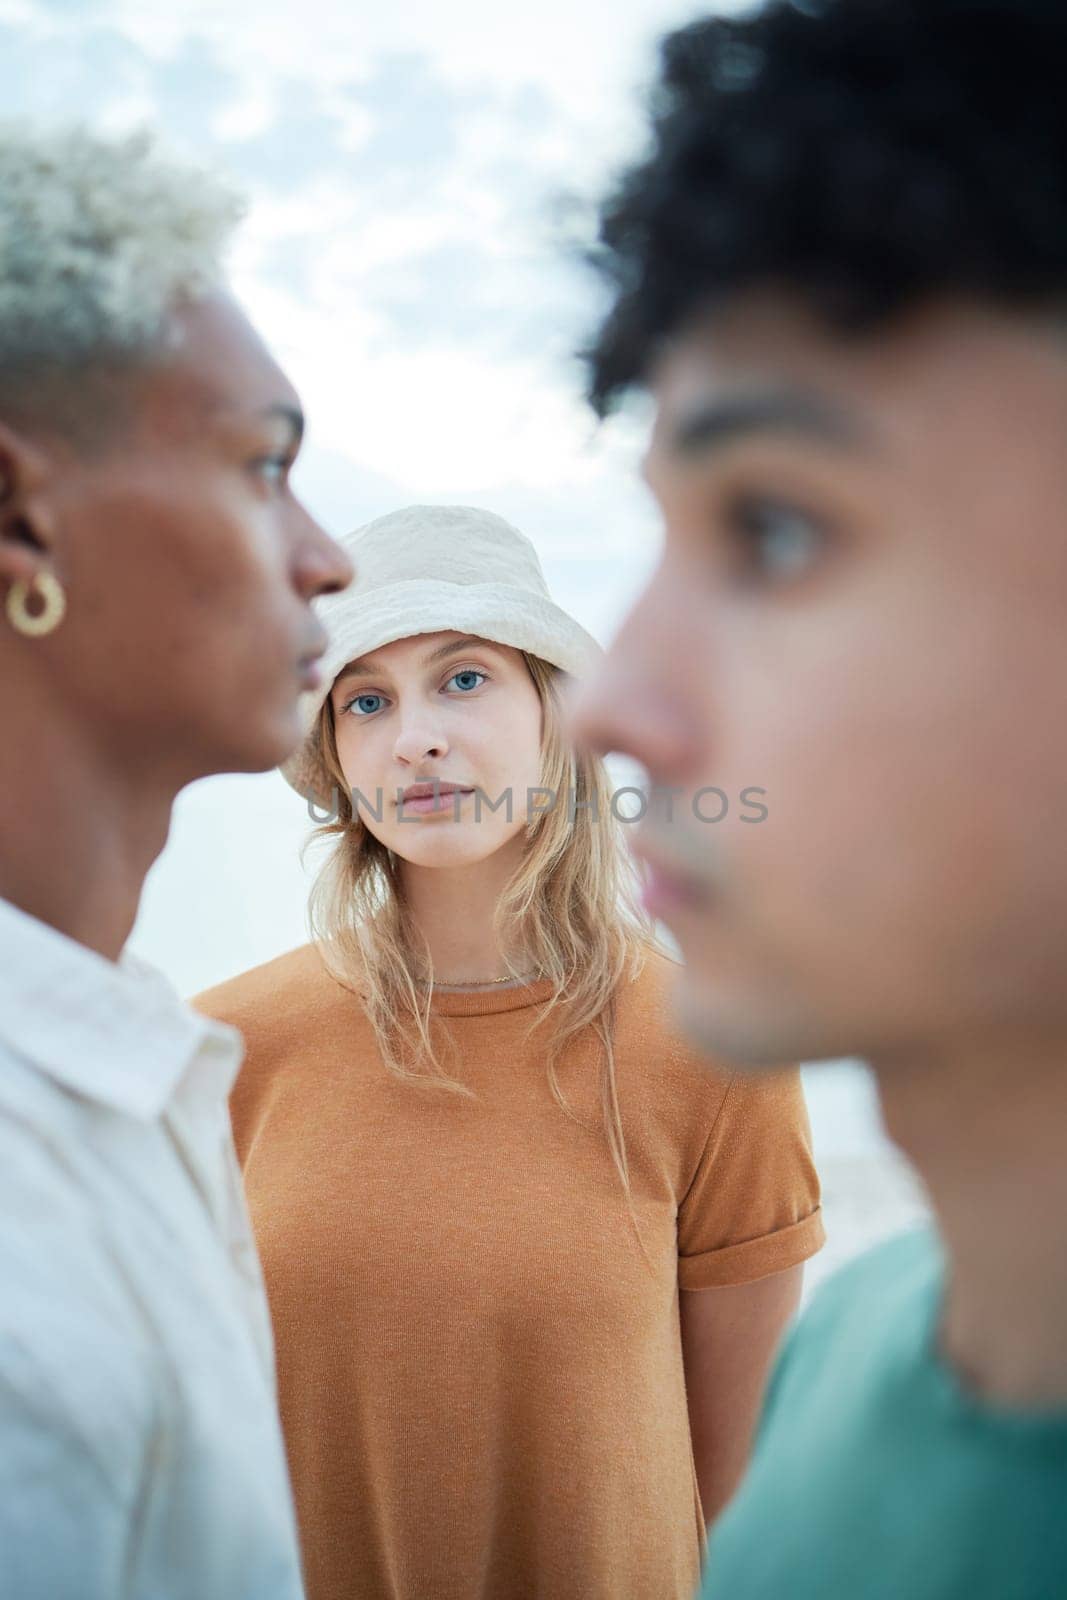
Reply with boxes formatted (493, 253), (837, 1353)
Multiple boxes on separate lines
(427, 974), (558, 1016)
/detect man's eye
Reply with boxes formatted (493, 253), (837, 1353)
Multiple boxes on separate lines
(726, 494), (828, 581)
(253, 455), (292, 486)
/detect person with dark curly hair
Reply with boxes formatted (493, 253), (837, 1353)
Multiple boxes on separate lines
(568, 1), (1067, 1595)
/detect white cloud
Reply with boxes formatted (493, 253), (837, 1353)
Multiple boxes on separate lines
(42, 0), (706, 131)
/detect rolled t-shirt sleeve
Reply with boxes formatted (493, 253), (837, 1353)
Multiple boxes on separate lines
(677, 1067), (825, 1290)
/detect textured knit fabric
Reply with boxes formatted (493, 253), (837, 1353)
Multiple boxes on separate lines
(195, 942), (825, 1600)
(702, 1226), (1067, 1599)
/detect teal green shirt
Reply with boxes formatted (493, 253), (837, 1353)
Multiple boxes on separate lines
(702, 1226), (1067, 1599)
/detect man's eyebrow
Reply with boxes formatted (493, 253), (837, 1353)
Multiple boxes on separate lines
(663, 389), (870, 461)
(334, 634), (502, 685)
(259, 402), (305, 449)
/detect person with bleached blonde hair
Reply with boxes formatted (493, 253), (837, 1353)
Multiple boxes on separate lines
(196, 504), (825, 1600)
(0, 124), (352, 1598)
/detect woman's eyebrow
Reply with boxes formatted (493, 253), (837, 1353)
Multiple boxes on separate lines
(418, 635), (501, 667)
(335, 637), (501, 685)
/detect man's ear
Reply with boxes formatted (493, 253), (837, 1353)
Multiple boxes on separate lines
(0, 418), (57, 590)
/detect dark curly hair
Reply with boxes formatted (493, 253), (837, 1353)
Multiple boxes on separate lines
(584, 0), (1067, 415)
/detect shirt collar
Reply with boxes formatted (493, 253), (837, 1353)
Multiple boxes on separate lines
(0, 894), (244, 1121)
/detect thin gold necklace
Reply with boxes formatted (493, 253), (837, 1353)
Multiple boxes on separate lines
(415, 970), (543, 988)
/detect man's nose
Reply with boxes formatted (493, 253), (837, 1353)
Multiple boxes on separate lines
(294, 515), (355, 600)
(566, 593), (699, 782)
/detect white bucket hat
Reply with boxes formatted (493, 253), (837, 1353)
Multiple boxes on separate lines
(281, 504), (604, 805)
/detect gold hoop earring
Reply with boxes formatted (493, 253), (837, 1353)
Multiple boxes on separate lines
(5, 573), (67, 638)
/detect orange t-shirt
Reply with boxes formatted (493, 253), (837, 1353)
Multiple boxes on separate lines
(195, 942), (824, 1600)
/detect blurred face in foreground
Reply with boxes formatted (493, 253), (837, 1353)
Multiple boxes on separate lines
(0, 291), (353, 790)
(329, 630), (545, 872)
(569, 293), (1067, 1067)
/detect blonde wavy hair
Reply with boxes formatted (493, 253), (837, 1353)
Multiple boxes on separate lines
(304, 647), (668, 1207)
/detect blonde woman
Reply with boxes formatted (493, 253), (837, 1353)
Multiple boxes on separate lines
(196, 505), (825, 1600)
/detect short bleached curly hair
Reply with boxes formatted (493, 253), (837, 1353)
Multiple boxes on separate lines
(0, 122), (245, 440)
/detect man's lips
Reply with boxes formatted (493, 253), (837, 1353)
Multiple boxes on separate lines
(633, 835), (713, 915)
(297, 633), (329, 689)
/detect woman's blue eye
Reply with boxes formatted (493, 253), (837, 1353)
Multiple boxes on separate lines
(728, 494), (827, 581)
(342, 670), (486, 719)
(348, 694), (384, 717)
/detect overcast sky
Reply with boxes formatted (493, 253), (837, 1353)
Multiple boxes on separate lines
(1, 0), (890, 1156)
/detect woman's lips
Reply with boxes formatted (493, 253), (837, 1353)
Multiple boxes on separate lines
(400, 788), (475, 815)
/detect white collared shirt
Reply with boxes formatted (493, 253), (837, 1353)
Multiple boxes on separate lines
(0, 895), (305, 1599)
